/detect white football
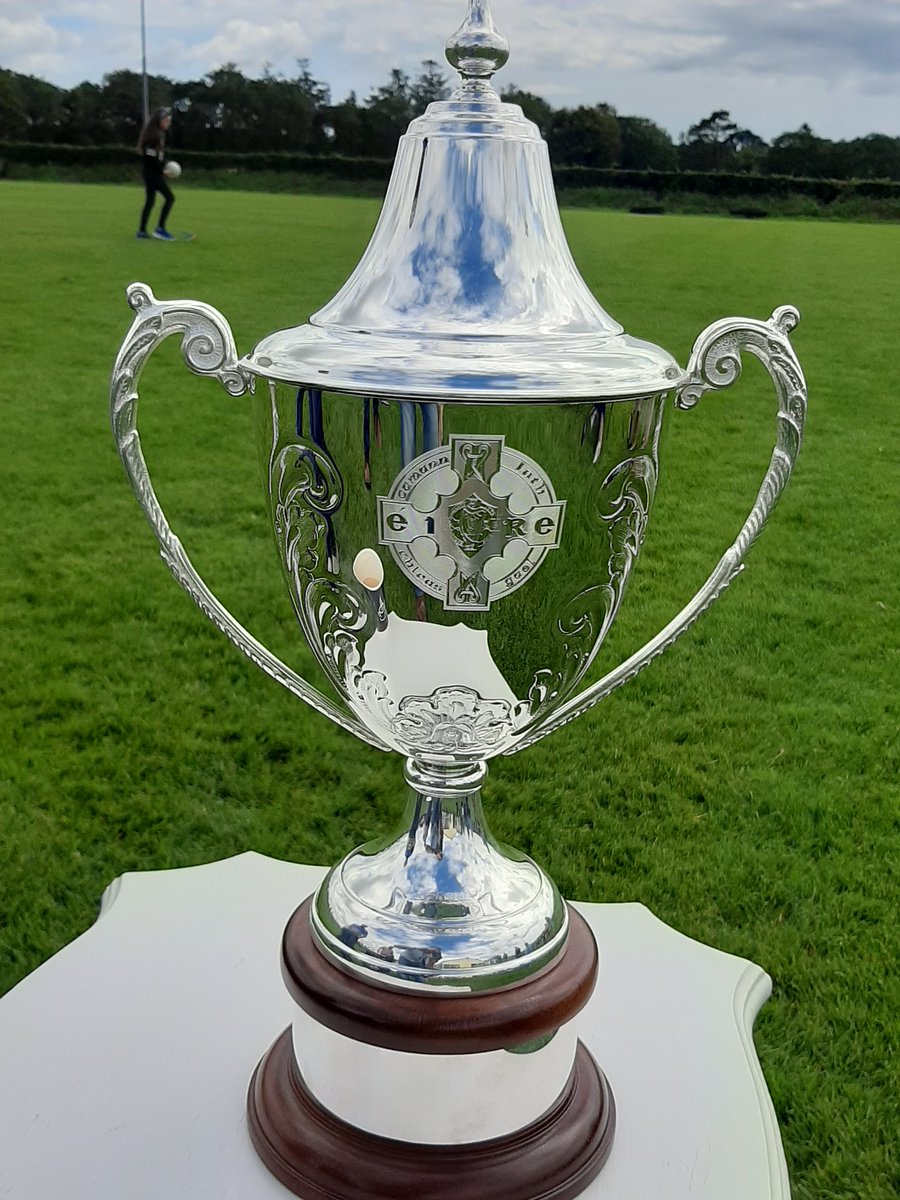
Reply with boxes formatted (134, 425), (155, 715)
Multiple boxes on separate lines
(163, 160), (182, 179)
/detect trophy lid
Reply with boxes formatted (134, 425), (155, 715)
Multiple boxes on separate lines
(243, 2), (686, 401)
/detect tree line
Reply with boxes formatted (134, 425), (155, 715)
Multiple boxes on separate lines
(1, 60), (898, 181)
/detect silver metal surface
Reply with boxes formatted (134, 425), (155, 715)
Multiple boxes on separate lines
(110, 283), (387, 750)
(258, 378), (671, 766)
(311, 759), (568, 991)
(514, 305), (808, 750)
(110, 0), (808, 993)
(292, 1001), (578, 1143)
(446, 0), (510, 84)
(241, 6), (683, 401)
(378, 433), (566, 611)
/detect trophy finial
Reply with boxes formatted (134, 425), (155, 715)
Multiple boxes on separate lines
(446, 1), (509, 85)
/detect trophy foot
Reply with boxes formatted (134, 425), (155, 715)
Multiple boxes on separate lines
(311, 759), (570, 993)
(247, 896), (615, 1199)
(248, 1031), (615, 1200)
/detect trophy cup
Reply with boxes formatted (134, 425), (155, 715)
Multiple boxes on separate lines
(110, 4), (807, 1197)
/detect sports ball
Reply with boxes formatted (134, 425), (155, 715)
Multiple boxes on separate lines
(163, 160), (182, 179)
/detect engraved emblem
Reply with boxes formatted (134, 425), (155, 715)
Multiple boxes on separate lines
(459, 441), (491, 481)
(378, 435), (566, 612)
(449, 494), (498, 557)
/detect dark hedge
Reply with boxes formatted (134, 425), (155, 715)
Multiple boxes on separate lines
(3, 142), (899, 202)
(0, 142), (392, 180)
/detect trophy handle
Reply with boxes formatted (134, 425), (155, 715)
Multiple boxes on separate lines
(110, 283), (386, 750)
(515, 305), (807, 752)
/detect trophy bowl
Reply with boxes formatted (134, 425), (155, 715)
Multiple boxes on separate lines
(110, 4), (807, 1197)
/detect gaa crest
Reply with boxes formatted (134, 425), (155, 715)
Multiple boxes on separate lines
(378, 435), (566, 611)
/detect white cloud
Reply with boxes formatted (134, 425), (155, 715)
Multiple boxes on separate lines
(0, 14), (81, 78)
(184, 18), (314, 74)
(651, 0), (900, 84)
(0, 14), (64, 55)
(1, 0), (898, 139)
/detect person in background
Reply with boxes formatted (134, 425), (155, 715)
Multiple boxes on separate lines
(136, 108), (175, 241)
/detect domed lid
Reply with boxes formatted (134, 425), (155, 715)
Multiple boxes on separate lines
(242, 1), (685, 401)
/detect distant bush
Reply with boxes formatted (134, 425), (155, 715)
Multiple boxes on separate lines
(551, 164), (900, 204)
(0, 141), (393, 181)
(2, 142), (898, 219)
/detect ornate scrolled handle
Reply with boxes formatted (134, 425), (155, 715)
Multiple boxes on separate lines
(513, 305), (807, 752)
(110, 283), (386, 750)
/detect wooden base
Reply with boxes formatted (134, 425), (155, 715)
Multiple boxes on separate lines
(247, 1027), (616, 1200)
(281, 897), (600, 1054)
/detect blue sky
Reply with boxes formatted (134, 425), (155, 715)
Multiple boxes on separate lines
(1, 0), (898, 141)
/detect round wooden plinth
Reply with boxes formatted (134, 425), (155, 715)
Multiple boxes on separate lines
(247, 1027), (616, 1200)
(281, 897), (600, 1054)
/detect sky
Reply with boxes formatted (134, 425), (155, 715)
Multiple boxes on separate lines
(1, 0), (899, 142)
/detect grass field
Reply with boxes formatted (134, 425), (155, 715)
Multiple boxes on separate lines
(9, 160), (900, 222)
(1, 180), (898, 1198)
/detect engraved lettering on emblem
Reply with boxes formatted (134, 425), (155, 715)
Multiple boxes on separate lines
(459, 441), (491, 481)
(378, 434), (566, 612)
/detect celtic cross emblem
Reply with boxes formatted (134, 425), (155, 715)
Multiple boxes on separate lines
(378, 435), (566, 611)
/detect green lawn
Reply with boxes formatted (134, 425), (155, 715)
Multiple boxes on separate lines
(1, 181), (897, 1199)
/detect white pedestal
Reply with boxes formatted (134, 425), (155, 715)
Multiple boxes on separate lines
(0, 852), (790, 1199)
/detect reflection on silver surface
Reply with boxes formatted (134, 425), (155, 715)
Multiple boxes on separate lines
(292, 1003), (577, 1143)
(311, 759), (568, 991)
(111, 1), (808, 994)
(241, 7), (682, 401)
(259, 382), (669, 762)
(446, 0), (510, 84)
(353, 548), (389, 631)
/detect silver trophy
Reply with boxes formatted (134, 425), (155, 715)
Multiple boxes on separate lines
(111, 4), (806, 1196)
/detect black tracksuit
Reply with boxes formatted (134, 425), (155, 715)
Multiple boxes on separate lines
(139, 136), (174, 233)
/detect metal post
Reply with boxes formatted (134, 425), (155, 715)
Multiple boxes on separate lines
(140, 0), (150, 122)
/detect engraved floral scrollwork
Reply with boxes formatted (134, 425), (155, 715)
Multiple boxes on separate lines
(110, 283), (386, 749)
(346, 671), (519, 759)
(347, 666), (392, 725)
(272, 443), (372, 691)
(527, 452), (658, 719)
(513, 307), (808, 752)
(122, 282), (249, 397)
(271, 437), (522, 757)
(675, 305), (805, 558)
(394, 687), (515, 755)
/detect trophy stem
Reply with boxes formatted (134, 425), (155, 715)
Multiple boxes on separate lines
(309, 757), (569, 992)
